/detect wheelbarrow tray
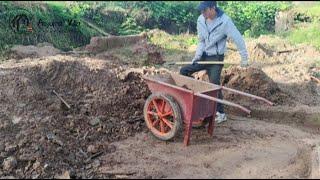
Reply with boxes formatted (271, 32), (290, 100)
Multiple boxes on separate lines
(142, 72), (273, 146)
(143, 73), (220, 125)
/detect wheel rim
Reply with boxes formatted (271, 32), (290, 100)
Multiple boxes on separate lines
(146, 97), (175, 136)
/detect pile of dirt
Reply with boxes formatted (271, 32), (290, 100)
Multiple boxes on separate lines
(0, 56), (152, 178)
(132, 39), (164, 65)
(221, 67), (289, 105)
(85, 34), (146, 54)
(247, 43), (275, 61)
(9, 43), (61, 59)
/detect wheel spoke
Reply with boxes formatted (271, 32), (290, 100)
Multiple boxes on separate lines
(162, 110), (173, 117)
(161, 100), (166, 113)
(147, 111), (158, 116)
(152, 99), (161, 113)
(161, 118), (173, 129)
(160, 120), (165, 133)
(152, 119), (160, 127)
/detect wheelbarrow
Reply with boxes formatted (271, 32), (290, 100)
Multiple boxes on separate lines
(142, 73), (274, 146)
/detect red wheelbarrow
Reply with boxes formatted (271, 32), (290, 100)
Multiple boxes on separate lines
(142, 73), (274, 146)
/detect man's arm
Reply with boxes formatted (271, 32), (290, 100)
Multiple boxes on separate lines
(193, 17), (206, 63)
(225, 18), (249, 66)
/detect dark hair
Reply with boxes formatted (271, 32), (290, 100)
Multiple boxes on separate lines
(197, 1), (217, 11)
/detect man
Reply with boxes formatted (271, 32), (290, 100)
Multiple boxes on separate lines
(180, 1), (249, 123)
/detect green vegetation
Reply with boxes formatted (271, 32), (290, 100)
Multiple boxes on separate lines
(286, 22), (320, 49)
(82, 1), (291, 37)
(219, 1), (292, 37)
(148, 30), (197, 51)
(6, 1), (320, 59)
(294, 2), (320, 22)
(280, 3), (320, 50)
(0, 1), (100, 56)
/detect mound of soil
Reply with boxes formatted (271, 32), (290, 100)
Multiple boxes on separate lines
(222, 67), (289, 105)
(133, 40), (164, 65)
(9, 43), (61, 59)
(85, 35), (146, 54)
(0, 57), (151, 178)
(248, 43), (275, 61)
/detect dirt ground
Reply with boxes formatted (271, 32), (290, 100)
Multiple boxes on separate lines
(0, 35), (319, 179)
(98, 118), (318, 179)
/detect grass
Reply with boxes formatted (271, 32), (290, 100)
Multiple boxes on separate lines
(294, 2), (320, 20)
(148, 30), (197, 51)
(0, 1), (100, 58)
(285, 22), (320, 50)
(147, 30), (196, 63)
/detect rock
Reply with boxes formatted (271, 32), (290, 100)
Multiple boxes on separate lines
(32, 161), (41, 170)
(11, 116), (22, 124)
(0, 176), (16, 179)
(92, 160), (101, 168)
(5, 145), (17, 153)
(0, 144), (4, 152)
(10, 44), (61, 59)
(18, 153), (36, 161)
(54, 138), (64, 146)
(275, 10), (295, 34)
(2, 156), (17, 171)
(89, 117), (101, 126)
(55, 171), (70, 179)
(87, 145), (97, 154)
(48, 103), (60, 111)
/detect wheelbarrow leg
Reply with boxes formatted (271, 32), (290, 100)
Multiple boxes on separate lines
(208, 116), (215, 136)
(183, 118), (193, 146)
(208, 102), (217, 136)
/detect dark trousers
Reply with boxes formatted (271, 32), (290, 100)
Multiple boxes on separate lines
(180, 53), (224, 113)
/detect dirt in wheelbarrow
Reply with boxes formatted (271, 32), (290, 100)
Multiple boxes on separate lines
(0, 55), (155, 178)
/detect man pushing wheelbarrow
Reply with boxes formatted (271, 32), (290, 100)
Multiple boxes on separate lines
(180, 1), (249, 124)
(142, 1), (273, 146)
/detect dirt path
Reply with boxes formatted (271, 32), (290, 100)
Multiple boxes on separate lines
(97, 117), (319, 179)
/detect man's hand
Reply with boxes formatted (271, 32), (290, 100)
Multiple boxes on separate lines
(239, 60), (249, 69)
(241, 60), (248, 67)
(192, 57), (199, 65)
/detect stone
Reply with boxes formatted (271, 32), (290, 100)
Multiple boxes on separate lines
(2, 156), (17, 171)
(87, 145), (97, 154)
(54, 171), (70, 179)
(5, 145), (17, 153)
(0, 176), (16, 179)
(32, 161), (41, 170)
(89, 118), (100, 126)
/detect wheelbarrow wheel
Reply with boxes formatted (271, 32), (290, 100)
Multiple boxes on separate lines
(144, 93), (182, 141)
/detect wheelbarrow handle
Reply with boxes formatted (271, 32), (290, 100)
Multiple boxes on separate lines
(221, 86), (274, 106)
(167, 61), (238, 66)
(195, 93), (251, 114)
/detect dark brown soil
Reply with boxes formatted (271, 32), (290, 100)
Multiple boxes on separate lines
(0, 57), (151, 178)
(221, 67), (290, 105)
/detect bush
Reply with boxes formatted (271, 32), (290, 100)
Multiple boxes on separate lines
(219, 1), (292, 37)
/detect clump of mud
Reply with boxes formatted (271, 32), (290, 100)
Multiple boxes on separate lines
(248, 43), (275, 61)
(133, 40), (164, 65)
(0, 57), (151, 178)
(222, 67), (289, 105)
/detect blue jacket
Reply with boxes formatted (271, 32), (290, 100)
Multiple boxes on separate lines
(194, 8), (248, 64)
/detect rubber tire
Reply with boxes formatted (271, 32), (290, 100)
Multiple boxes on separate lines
(143, 93), (182, 141)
